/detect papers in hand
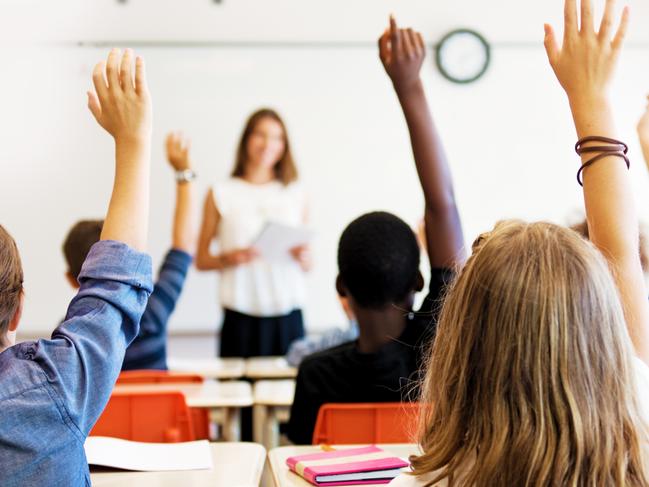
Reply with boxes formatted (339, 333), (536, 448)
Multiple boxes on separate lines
(252, 222), (313, 261)
(85, 437), (213, 472)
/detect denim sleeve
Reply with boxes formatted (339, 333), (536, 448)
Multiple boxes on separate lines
(29, 240), (152, 438)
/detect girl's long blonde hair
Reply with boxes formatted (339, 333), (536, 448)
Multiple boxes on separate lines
(412, 220), (649, 486)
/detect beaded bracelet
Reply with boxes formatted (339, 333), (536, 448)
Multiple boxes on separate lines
(575, 136), (630, 186)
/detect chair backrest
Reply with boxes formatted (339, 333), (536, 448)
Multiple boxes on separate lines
(90, 391), (196, 442)
(312, 402), (420, 445)
(117, 370), (204, 384)
(114, 371), (210, 439)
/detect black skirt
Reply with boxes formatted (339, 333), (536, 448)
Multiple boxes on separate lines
(219, 308), (305, 358)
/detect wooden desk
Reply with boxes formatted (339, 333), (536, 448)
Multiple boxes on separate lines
(245, 356), (297, 379)
(91, 442), (266, 487)
(268, 444), (418, 487)
(253, 379), (295, 449)
(167, 357), (246, 380)
(112, 381), (253, 441)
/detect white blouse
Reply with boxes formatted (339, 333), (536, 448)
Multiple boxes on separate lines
(212, 178), (307, 317)
(390, 356), (649, 486)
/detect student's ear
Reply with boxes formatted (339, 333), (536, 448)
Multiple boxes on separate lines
(8, 292), (24, 333)
(414, 270), (424, 292)
(65, 272), (80, 289)
(335, 275), (347, 297)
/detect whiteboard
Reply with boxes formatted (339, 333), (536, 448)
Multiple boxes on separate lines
(3, 38), (649, 336)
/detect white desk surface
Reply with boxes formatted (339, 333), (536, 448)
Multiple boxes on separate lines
(245, 357), (297, 379)
(167, 357), (246, 380)
(253, 379), (295, 406)
(112, 380), (253, 408)
(268, 444), (418, 487)
(91, 442), (266, 487)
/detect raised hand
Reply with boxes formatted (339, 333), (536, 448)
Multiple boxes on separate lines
(88, 48), (152, 143)
(378, 16), (426, 94)
(638, 96), (649, 145)
(543, 0), (628, 106)
(166, 132), (192, 171)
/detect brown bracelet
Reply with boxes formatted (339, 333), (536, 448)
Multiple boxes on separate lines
(575, 136), (628, 154)
(575, 136), (630, 186)
(576, 152), (630, 186)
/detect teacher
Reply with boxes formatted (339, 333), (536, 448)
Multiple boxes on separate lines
(196, 108), (310, 357)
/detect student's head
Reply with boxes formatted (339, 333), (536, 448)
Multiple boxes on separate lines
(0, 225), (24, 348)
(231, 108), (297, 185)
(412, 220), (648, 485)
(336, 212), (422, 310)
(571, 218), (649, 274)
(62, 220), (103, 288)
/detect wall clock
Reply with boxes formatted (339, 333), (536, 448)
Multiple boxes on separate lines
(435, 29), (491, 84)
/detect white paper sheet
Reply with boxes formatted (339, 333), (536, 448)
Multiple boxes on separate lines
(252, 222), (313, 261)
(85, 437), (213, 472)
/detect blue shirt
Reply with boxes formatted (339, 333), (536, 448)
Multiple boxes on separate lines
(122, 249), (192, 371)
(0, 241), (152, 486)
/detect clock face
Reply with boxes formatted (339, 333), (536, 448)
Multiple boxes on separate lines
(435, 29), (490, 84)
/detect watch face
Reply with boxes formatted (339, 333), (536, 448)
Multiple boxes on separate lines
(435, 29), (490, 84)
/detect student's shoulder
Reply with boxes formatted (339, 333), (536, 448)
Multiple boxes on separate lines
(298, 340), (356, 376)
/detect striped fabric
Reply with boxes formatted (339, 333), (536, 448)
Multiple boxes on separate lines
(286, 445), (409, 486)
(122, 249), (192, 371)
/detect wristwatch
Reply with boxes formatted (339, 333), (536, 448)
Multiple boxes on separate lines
(175, 169), (197, 183)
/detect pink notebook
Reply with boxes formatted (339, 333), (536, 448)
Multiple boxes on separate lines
(286, 445), (409, 486)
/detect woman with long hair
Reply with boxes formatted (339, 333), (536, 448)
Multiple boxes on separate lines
(196, 109), (310, 357)
(391, 1), (649, 485)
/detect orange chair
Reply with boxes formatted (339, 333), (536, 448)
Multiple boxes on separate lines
(117, 370), (204, 384)
(90, 391), (195, 442)
(312, 402), (420, 445)
(114, 371), (211, 440)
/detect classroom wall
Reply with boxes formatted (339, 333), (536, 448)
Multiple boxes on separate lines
(3, 0), (649, 339)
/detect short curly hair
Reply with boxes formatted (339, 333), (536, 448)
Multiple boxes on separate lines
(337, 211), (420, 309)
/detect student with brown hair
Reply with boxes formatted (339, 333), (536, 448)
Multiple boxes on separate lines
(0, 49), (155, 485)
(391, 1), (649, 485)
(196, 108), (310, 357)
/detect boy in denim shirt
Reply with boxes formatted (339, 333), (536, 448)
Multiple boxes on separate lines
(0, 48), (154, 486)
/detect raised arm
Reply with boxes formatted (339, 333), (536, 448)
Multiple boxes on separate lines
(637, 96), (649, 168)
(88, 48), (151, 251)
(545, 0), (649, 363)
(165, 132), (197, 254)
(378, 17), (465, 268)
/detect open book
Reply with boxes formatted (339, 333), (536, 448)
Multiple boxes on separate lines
(85, 437), (213, 472)
(286, 445), (409, 486)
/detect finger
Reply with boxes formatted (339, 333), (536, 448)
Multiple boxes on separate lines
(543, 24), (561, 66)
(389, 15), (402, 55)
(416, 32), (426, 57)
(135, 56), (148, 96)
(92, 61), (109, 102)
(119, 48), (134, 92)
(580, 0), (594, 34)
(378, 30), (390, 64)
(611, 5), (630, 52)
(402, 28), (415, 58)
(599, 0), (616, 40)
(106, 48), (121, 92)
(564, 0), (578, 40)
(87, 91), (102, 122)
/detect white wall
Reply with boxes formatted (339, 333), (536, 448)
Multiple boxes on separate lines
(3, 0), (649, 337)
